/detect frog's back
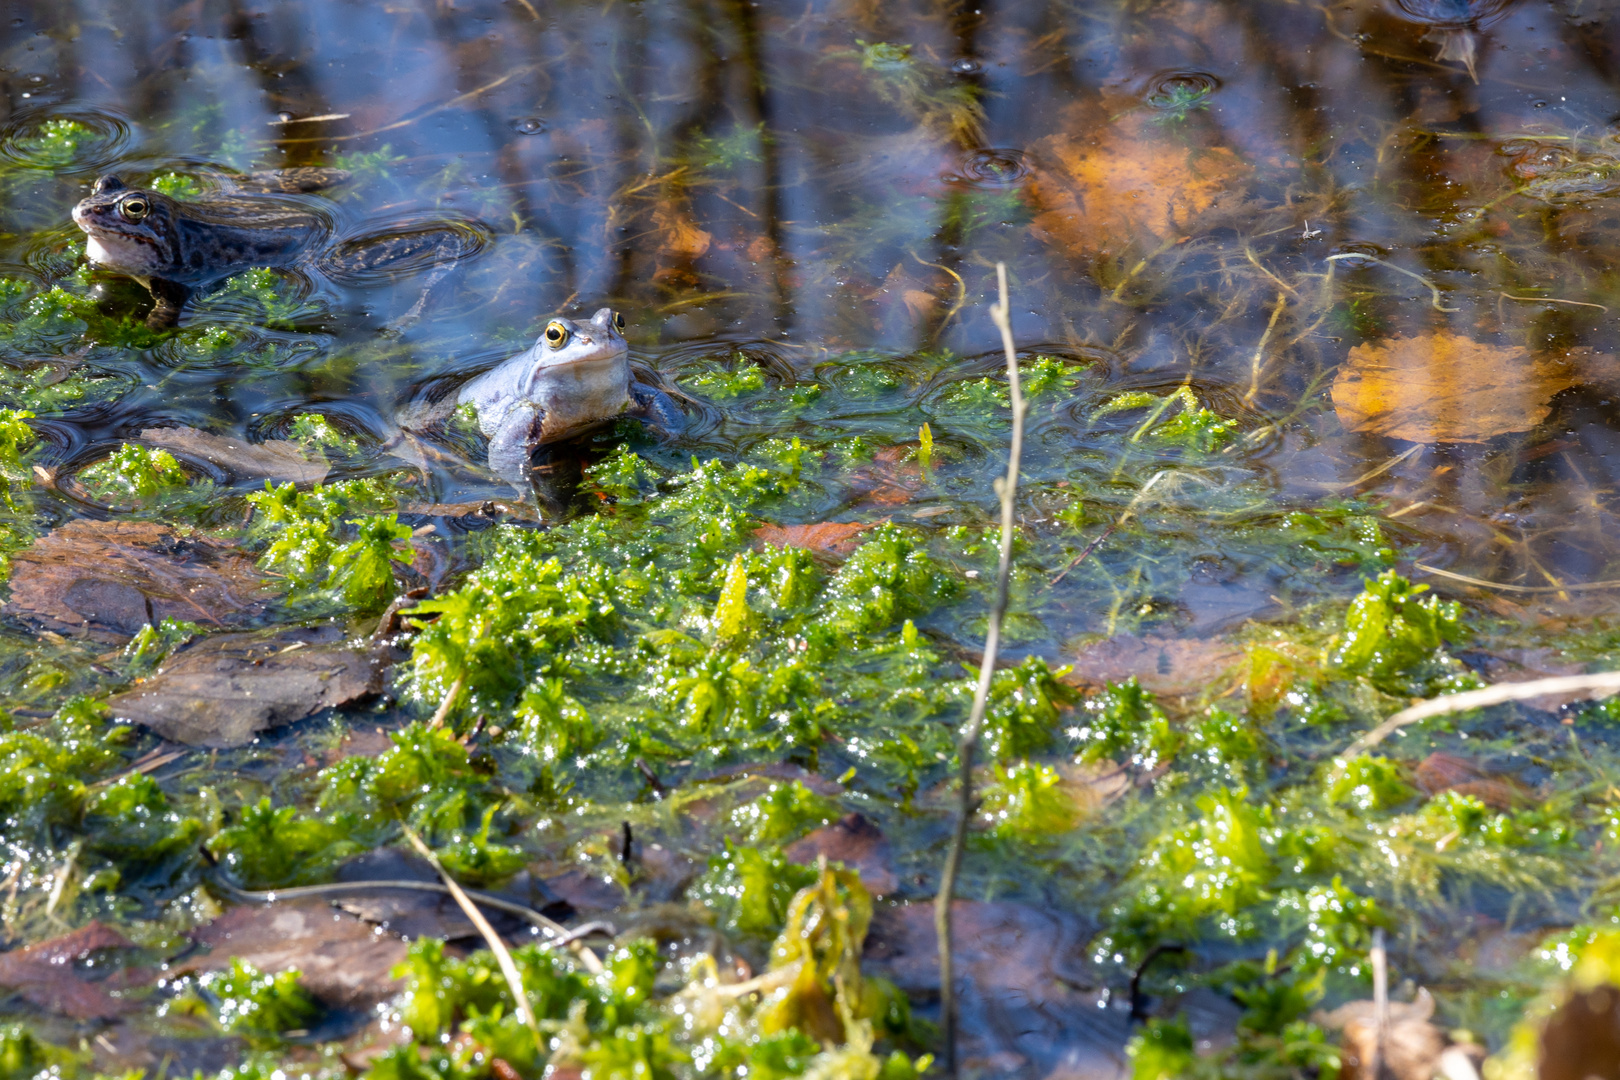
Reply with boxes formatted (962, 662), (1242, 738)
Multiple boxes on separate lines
(167, 197), (327, 283)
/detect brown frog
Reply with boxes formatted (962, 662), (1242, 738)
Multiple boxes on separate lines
(71, 172), (481, 328)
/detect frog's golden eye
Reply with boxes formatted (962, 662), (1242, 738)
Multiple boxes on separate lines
(119, 198), (149, 222)
(613, 311), (626, 331)
(543, 321), (569, 349)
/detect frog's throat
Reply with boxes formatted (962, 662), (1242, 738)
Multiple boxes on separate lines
(85, 232), (168, 276)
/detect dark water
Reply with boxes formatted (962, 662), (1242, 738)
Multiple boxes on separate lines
(5, 0), (1620, 634)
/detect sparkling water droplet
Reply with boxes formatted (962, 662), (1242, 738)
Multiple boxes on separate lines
(949, 57), (982, 75)
(277, 111), (294, 123)
(510, 116), (547, 135)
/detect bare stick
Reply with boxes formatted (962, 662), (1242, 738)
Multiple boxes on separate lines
(1414, 562), (1620, 594)
(429, 671), (466, 729)
(404, 825), (542, 1049)
(1370, 928), (1388, 1080)
(1324, 253), (1458, 312)
(936, 263), (1025, 1076)
(1343, 670), (1620, 756)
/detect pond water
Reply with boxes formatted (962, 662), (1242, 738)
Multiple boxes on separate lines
(4, 0), (1620, 1077)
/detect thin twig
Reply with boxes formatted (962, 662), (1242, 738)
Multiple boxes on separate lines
(1499, 292), (1609, 312)
(1343, 670), (1620, 756)
(269, 66), (535, 144)
(1324, 253), (1458, 312)
(404, 825), (543, 1049)
(936, 263), (1025, 1077)
(1370, 928), (1388, 1080)
(1243, 291), (1289, 404)
(1414, 562), (1620, 594)
(430, 671), (466, 729)
(1049, 470), (1170, 586)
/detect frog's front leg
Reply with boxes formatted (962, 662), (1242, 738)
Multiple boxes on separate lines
(145, 278), (191, 330)
(628, 380), (686, 439)
(487, 401), (544, 487)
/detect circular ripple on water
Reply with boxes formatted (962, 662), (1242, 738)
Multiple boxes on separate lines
(952, 148), (1032, 187)
(1144, 70), (1221, 111)
(22, 224), (93, 281)
(1390, 0), (1516, 27)
(0, 106), (136, 175)
(318, 213), (494, 287)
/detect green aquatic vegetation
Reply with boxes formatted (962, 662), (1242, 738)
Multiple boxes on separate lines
(688, 123), (768, 171)
(726, 780), (839, 845)
(208, 797), (362, 888)
(855, 40), (912, 68)
(330, 144), (405, 187)
(1277, 506), (1396, 569)
(1146, 80), (1214, 125)
(123, 618), (199, 676)
(0, 1023), (79, 1080)
(0, 407), (36, 513)
(1072, 677), (1177, 767)
(940, 375), (1008, 411)
(435, 804), (528, 886)
(82, 773), (202, 876)
(0, 698), (127, 839)
(13, 119), (94, 168)
(972, 655), (1078, 760)
(1186, 707), (1264, 782)
(1329, 570), (1468, 689)
(77, 444), (190, 504)
(211, 268), (314, 328)
(1327, 755), (1413, 813)
(287, 413), (361, 455)
(318, 722), (515, 856)
(150, 172), (200, 199)
(936, 188), (1032, 244)
(1093, 384), (1237, 452)
(1136, 789), (1273, 933)
(814, 523), (955, 640)
(684, 359), (766, 400)
(248, 478), (409, 612)
(840, 39), (983, 143)
(1128, 1015), (1194, 1080)
(692, 841), (818, 939)
(198, 959), (320, 1037)
(976, 759), (1081, 838)
(1021, 355), (1083, 399)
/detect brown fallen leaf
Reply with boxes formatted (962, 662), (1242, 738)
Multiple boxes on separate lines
(0, 922), (132, 1020)
(182, 899), (406, 1010)
(753, 521), (875, 558)
(863, 901), (1127, 1077)
(1069, 634), (1245, 699)
(783, 813), (897, 896)
(1413, 752), (1523, 811)
(107, 625), (384, 748)
(1316, 989), (1484, 1080)
(5, 520), (275, 644)
(1330, 334), (1597, 443)
(1027, 115), (1251, 259)
(141, 426), (329, 484)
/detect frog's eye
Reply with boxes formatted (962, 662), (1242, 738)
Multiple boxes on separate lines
(613, 311), (626, 331)
(119, 198), (149, 222)
(543, 321), (570, 349)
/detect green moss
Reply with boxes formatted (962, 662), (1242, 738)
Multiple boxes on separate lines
(82, 773), (202, 874)
(14, 119), (94, 168)
(692, 841), (818, 939)
(248, 477), (409, 612)
(0, 1024), (78, 1080)
(977, 759), (1081, 838)
(684, 359), (766, 400)
(78, 444), (190, 504)
(208, 798), (362, 888)
(287, 413), (361, 455)
(199, 959), (320, 1036)
(726, 780), (839, 844)
(1073, 677), (1176, 767)
(1327, 755), (1412, 812)
(150, 172), (201, 199)
(1330, 570), (1468, 689)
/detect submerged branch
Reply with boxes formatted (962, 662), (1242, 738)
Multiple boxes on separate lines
(936, 262), (1025, 1077)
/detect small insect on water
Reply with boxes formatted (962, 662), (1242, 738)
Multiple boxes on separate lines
(1301, 220), (1323, 240)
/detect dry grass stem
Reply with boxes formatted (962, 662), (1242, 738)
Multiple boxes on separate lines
(1346, 671), (1620, 755)
(403, 825), (543, 1046)
(935, 262), (1026, 1077)
(1415, 562), (1620, 594)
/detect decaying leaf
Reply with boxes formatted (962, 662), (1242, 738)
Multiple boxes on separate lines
(0, 922), (132, 1020)
(863, 900), (1127, 1076)
(1413, 752), (1524, 811)
(1538, 983), (1620, 1080)
(1331, 333), (1597, 443)
(1027, 116), (1251, 258)
(1316, 989), (1484, 1080)
(1069, 634), (1245, 698)
(141, 426), (330, 484)
(5, 520), (275, 643)
(753, 521), (875, 557)
(783, 812), (897, 896)
(182, 899), (407, 1009)
(107, 625), (384, 747)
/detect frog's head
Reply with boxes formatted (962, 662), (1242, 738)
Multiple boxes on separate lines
(523, 306), (629, 391)
(71, 175), (181, 276)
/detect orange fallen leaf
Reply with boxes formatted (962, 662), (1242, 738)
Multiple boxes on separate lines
(1331, 332), (1586, 443)
(754, 521), (876, 557)
(651, 203), (712, 260)
(1027, 116), (1250, 257)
